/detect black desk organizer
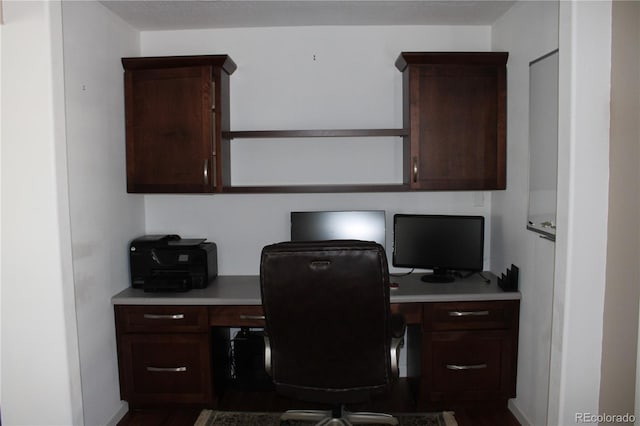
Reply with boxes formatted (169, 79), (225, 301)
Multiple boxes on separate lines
(498, 264), (519, 292)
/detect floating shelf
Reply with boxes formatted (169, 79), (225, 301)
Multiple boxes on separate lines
(223, 128), (409, 139)
(222, 183), (411, 194)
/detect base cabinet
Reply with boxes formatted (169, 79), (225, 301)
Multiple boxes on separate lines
(119, 333), (213, 405)
(419, 300), (519, 408)
(115, 305), (214, 406)
(114, 300), (519, 408)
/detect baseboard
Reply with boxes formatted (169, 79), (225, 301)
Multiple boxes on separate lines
(105, 401), (129, 426)
(508, 399), (531, 426)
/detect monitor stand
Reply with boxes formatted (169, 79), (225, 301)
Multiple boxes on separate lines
(420, 268), (455, 283)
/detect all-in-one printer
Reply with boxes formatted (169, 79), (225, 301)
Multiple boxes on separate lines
(129, 235), (217, 292)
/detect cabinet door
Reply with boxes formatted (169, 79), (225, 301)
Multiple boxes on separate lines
(424, 330), (515, 403)
(417, 299), (519, 408)
(408, 58), (506, 190)
(119, 333), (213, 405)
(125, 66), (214, 193)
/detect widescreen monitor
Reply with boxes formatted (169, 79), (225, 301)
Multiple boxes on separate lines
(393, 214), (484, 283)
(290, 210), (386, 247)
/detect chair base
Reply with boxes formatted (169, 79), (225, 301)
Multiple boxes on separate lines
(281, 407), (399, 425)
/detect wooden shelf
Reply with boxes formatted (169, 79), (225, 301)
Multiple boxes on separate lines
(222, 183), (410, 194)
(224, 128), (408, 139)
(220, 128), (409, 193)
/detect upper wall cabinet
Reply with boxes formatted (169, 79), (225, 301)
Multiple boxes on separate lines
(396, 52), (508, 190)
(123, 55), (236, 193)
(122, 53), (507, 194)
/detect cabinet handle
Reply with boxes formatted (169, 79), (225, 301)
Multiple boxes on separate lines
(146, 366), (187, 373)
(143, 313), (185, 320)
(446, 363), (488, 371)
(239, 315), (266, 321)
(203, 159), (209, 186)
(412, 157), (418, 183)
(448, 310), (490, 317)
(212, 155), (216, 188)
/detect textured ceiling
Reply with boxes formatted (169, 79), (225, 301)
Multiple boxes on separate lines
(99, 0), (516, 31)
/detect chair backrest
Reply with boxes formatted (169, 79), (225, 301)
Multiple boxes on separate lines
(260, 240), (393, 404)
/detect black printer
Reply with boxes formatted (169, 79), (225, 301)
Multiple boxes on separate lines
(129, 235), (218, 292)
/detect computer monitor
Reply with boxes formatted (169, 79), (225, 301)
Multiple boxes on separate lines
(392, 214), (484, 283)
(290, 210), (386, 247)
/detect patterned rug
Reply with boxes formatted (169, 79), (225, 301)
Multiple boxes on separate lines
(194, 410), (458, 426)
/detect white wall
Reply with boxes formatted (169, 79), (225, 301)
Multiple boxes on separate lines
(141, 26), (495, 274)
(61, 2), (143, 425)
(145, 192), (490, 275)
(600, 0), (639, 419)
(1, 1), (82, 424)
(0, 7), (3, 411)
(494, 2), (615, 425)
(491, 2), (559, 425)
(549, 1), (612, 425)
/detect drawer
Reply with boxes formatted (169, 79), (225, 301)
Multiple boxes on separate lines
(426, 330), (514, 401)
(208, 305), (419, 327)
(115, 305), (208, 333)
(118, 333), (212, 405)
(209, 305), (265, 327)
(424, 300), (519, 331)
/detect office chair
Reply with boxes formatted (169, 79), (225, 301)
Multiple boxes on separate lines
(260, 240), (405, 425)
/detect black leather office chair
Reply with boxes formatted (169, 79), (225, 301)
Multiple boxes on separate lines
(260, 240), (405, 425)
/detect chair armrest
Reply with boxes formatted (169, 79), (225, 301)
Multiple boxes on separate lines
(264, 335), (272, 376)
(390, 336), (404, 378)
(390, 314), (406, 378)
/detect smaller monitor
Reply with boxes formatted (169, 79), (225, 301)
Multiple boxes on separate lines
(393, 214), (485, 283)
(290, 210), (386, 247)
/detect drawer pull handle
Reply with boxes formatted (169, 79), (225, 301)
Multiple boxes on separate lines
(146, 366), (187, 373)
(446, 363), (488, 371)
(143, 314), (185, 320)
(239, 315), (266, 321)
(448, 310), (490, 317)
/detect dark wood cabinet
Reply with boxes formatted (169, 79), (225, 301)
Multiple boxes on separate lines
(419, 300), (519, 408)
(114, 305), (214, 406)
(114, 299), (518, 409)
(121, 53), (507, 193)
(123, 55), (236, 193)
(118, 333), (213, 405)
(396, 52), (508, 190)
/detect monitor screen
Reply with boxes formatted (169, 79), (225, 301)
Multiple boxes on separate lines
(393, 214), (484, 283)
(290, 210), (386, 246)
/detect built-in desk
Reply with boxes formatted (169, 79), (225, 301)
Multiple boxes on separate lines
(112, 273), (518, 306)
(112, 272), (520, 409)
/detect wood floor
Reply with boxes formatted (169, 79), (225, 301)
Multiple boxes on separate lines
(118, 380), (521, 426)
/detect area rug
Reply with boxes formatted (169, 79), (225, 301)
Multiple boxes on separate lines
(194, 410), (457, 426)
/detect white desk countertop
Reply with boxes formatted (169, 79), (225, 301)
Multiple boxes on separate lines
(111, 272), (520, 305)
